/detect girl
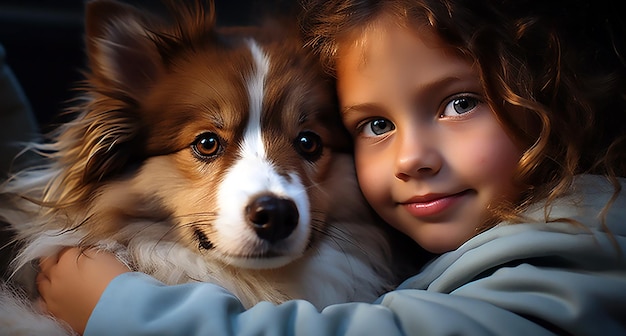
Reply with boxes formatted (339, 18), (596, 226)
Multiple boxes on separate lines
(37, 0), (626, 334)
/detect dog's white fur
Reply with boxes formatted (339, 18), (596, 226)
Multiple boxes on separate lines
(0, 1), (394, 334)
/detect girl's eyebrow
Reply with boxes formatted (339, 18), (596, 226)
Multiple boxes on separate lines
(341, 75), (479, 116)
(414, 76), (477, 98)
(342, 102), (383, 117)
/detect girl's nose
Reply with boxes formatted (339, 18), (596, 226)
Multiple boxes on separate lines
(394, 129), (442, 181)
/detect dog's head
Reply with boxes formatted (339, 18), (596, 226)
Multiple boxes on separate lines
(49, 0), (352, 269)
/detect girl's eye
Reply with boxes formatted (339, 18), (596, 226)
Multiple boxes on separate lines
(192, 132), (223, 160)
(362, 118), (395, 137)
(441, 96), (479, 117)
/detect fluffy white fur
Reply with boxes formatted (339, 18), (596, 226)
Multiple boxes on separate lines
(0, 283), (75, 336)
(1, 155), (392, 335)
(10, 155), (390, 306)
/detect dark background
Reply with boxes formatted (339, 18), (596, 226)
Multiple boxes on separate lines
(0, 0), (297, 131)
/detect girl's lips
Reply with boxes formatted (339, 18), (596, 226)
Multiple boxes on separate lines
(400, 190), (471, 218)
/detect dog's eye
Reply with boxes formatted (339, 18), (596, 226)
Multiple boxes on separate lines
(192, 132), (223, 159)
(294, 131), (323, 162)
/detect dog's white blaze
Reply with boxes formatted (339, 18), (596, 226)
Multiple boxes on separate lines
(214, 40), (310, 269)
(243, 39), (268, 158)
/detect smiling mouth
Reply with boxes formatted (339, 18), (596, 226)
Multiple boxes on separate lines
(400, 190), (472, 218)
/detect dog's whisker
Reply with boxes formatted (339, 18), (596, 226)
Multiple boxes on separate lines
(171, 211), (219, 220)
(178, 219), (216, 230)
(309, 219), (366, 253)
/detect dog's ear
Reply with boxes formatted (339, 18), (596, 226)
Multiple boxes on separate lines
(85, 0), (164, 100)
(70, 0), (218, 186)
(45, 1), (220, 208)
(85, 0), (218, 93)
(61, 0), (164, 186)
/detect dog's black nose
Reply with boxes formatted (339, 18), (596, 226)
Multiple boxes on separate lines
(246, 195), (299, 243)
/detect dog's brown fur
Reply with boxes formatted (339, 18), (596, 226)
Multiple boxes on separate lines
(0, 1), (395, 334)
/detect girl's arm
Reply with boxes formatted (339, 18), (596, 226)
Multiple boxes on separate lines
(38, 248), (404, 335)
(38, 248), (557, 336)
(37, 180), (626, 335)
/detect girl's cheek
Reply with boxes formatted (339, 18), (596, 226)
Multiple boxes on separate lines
(354, 148), (375, 185)
(355, 148), (387, 202)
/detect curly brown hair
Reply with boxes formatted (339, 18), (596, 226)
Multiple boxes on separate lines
(300, 0), (626, 228)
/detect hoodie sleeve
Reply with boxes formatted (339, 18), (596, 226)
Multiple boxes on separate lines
(84, 272), (555, 336)
(448, 262), (626, 335)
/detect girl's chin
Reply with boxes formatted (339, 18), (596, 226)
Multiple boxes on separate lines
(409, 225), (475, 254)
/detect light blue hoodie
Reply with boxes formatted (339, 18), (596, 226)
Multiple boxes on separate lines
(85, 175), (626, 335)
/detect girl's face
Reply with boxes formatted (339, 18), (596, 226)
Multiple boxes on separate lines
(336, 18), (523, 254)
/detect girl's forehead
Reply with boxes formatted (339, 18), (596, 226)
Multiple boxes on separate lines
(337, 15), (459, 72)
(335, 17), (482, 111)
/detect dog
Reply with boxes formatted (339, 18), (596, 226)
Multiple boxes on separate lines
(0, 0), (396, 334)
